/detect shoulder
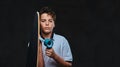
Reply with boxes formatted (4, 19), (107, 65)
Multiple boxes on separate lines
(53, 33), (69, 44)
(53, 33), (67, 40)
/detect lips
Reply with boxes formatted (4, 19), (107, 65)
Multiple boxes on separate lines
(44, 27), (50, 30)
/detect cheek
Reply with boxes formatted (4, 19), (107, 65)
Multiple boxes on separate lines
(52, 23), (55, 28)
(40, 23), (45, 27)
(40, 24), (44, 29)
(51, 24), (55, 29)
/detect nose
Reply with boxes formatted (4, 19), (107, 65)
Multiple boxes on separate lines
(45, 21), (49, 25)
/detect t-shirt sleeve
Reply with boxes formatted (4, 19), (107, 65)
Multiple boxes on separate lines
(62, 37), (73, 62)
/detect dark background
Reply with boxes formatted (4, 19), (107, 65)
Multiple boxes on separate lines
(0, 0), (120, 67)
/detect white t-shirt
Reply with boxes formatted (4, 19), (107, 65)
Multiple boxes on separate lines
(39, 33), (73, 67)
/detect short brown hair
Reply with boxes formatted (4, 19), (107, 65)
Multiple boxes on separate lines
(39, 6), (56, 21)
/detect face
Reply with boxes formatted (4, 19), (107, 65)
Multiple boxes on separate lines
(40, 13), (55, 34)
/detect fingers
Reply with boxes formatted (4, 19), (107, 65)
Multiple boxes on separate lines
(45, 48), (54, 57)
(45, 48), (53, 53)
(46, 50), (52, 56)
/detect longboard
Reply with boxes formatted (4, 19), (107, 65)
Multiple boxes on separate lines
(36, 12), (44, 67)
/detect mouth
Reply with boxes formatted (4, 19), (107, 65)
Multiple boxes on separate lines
(45, 27), (50, 30)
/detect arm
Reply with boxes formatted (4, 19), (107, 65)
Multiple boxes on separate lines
(53, 51), (72, 67)
(46, 48), (72, 67)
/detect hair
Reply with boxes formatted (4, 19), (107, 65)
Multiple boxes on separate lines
(39, 6), (56, 21)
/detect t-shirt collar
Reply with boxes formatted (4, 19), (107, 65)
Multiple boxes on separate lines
(39, 33), (55, 42)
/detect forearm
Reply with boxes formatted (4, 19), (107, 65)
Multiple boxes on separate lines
(53, 53), (72, 67)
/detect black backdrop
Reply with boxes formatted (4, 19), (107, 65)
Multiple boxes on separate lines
(0, 0), (120, 67)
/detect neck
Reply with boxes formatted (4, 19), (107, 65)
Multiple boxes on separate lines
(41, 32), (52, 39)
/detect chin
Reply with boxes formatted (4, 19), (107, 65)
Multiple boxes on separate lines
(44, 31), (51, 34)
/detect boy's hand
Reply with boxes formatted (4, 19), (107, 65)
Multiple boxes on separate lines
(45, 48), (56, 58)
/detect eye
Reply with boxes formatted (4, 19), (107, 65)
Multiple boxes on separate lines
(41, 19), (46, 22)
(49, 19), (53, 23)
